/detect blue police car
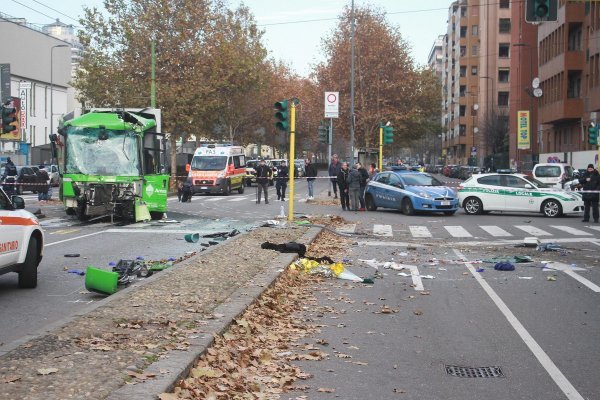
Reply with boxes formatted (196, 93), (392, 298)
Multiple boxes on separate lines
(364, 171), (459, 215)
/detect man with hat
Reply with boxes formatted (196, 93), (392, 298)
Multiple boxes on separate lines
(579, 163), (600, 223)
(254, 158), (272, 204)
(275, 159), (289, 201)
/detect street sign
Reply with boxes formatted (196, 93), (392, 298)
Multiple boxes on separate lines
(19, 81), (31, 90)
(517, 110), (530, 150)
(324, 91), (339, 118)
(19, 88), (27, 128)
(0, 64), (10, 103)
(471, 146), (477, 156)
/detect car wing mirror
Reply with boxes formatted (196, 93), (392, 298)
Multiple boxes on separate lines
(12, 196), (25, 209)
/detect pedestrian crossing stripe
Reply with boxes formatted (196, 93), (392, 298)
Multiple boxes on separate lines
(514, 225), (551, 236)
(549, 225), (593, 236)
(479, 225), (512, 237)
(410, 226), (432, 238)
(373, 224), (393, 237)
(444, 226), (472, 237)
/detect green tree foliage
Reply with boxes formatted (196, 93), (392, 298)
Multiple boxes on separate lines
(315, 5), (441, 150)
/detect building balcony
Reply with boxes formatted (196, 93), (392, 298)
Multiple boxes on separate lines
(540, 50), (585, 80)
(539, 97), (584, 124)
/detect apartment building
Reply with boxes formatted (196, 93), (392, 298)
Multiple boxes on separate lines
(441, 0), (480, 166)
(537, 0), (600, 168)
(428, 34), (445, 79)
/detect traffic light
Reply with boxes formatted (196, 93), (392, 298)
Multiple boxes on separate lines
(318, 123), (329, 144)
(588, 125), (598, 145)
(1, 102), (17, 134)
(383, 126), (394, 144)
(525, 0), (557, 22)
(274, 100), (289, 132)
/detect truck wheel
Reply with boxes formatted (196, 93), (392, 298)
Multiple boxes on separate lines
(65, 207), (76, 216)
(150, 211), (164, 220)
(18, 236), (39, 288)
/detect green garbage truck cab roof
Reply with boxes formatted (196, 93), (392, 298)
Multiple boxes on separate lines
(64, 112), (156, 131)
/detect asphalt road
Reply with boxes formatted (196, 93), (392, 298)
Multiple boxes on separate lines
(1, 173), (599, 400)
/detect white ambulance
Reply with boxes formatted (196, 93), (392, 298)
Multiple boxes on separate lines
(188, 145), (247, 195)
(0, 188), (44, 288)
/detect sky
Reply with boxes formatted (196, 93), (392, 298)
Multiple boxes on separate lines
(2, 0), (450, 76)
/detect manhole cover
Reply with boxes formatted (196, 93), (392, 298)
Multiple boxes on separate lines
(445, 365), (504, 378)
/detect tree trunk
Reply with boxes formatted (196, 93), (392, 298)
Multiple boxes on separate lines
(170, 132), (178, 192)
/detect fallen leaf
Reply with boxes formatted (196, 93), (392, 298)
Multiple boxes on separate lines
(317, 388), (336, 393)
(420, 291), (430, 295)
(37, 368), (58, 375)
(393, 388), (407, 393)
(158, 394), (180, 400)
(2, 375), (21, 383)
(413, 310), (423, 316)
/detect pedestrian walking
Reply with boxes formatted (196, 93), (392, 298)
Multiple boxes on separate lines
(255, 158), (272, 204)
(181, 177), (193, 202)
(337, 162), (350, 211)
(368, 163), (378, 180)
(347, 163), (361, 211)
(177, 181), (184, 202)
(2, 157), (18, 197)
(579, 163), (600, 223)
(357, 162), (369, 211)
(275, 160), (289, 201)
(36, 165), (50, 202)
(328, 154), (342, 199)
(305, 158), (317, 199)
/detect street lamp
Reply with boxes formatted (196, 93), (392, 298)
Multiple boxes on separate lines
(513, 43), (535, 169)
(480, 75), (495, 167)
(50, 44), (69, 140)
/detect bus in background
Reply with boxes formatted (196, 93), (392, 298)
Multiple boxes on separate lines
(188, 145), (246, 195)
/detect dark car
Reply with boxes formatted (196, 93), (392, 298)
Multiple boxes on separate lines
(15, 166), (40, 194)
(458, 166), (480, 180)
(449, 165), (462, 179)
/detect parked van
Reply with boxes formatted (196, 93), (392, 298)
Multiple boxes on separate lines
(532, 163), (574, 188)
(188, 145), (246, 195)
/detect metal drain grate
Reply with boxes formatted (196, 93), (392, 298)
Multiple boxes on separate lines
(445, 365), (504, 378)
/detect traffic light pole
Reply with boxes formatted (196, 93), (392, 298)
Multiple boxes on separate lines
(288, 102), (296, 222)
(328, 118), (333, 196)
(379, 125), (383, 171)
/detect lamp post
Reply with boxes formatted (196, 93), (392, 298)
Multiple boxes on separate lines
(480, 75), (495, 167)
(50, 44), (69, 140)
(513, 42), (534, 169)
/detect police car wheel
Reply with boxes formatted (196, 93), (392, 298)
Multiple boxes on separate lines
(18, 236), (39, 289)
(463, 197), (483, 215)
(402, 198), (415, 216)
(542, 199), (562, 218)
(365, 194), (377, 211)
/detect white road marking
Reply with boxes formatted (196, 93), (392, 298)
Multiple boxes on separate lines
(104, 229), (216, 234)
(515, 225), (552, 236)
(406, 264), (424, 291)
(587, 226), (600, 233)
(444, 225), (472, 237)
(544, 262), (600, 292)
(373, 224), (393, 237)
(45, 231), (106, 247)
(549, 225), (593, 236)
(409, 226), (432, 238)
(336, 224), (356, 234)
(204, 198), (222, 202)
(479, 225), (512, 237)
(227, 197), (248, 202)
(454, 249), (585, 400)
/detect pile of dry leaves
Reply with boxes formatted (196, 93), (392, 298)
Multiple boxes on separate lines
(163, 228), (351, 399)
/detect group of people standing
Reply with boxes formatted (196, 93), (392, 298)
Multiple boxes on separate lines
(254, 158), (318, 204)
(328, 155), (377, 211)
(1, 158), (51, 201)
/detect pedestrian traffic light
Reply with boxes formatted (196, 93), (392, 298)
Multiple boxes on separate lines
(1, 102), (17, 134)
(525, 0), (557, 22)
(588, 125), (598, 145)
(274, 100), (289, 132)
(318, 123), (329, 144)
(383, 126), (394, 144)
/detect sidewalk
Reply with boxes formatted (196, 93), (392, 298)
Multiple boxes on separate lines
(0, 225), (320, 400)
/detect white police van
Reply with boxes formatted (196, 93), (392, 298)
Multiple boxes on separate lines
(0, 188), (44, 288)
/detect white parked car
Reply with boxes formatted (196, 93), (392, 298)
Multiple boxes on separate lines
(0, 188), (44, 288)
(457, 173), (584, 218)
(532, 163), (574, 189)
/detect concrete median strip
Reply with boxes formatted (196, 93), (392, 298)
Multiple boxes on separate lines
(0, 225), (322, 400)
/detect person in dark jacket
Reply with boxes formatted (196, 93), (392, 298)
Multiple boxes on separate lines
(328, 154), (342, 199)
(275, 160), (289, 201)
(255, 159), (272, 204)
(347, 164), (361, 211)
(357, 162), (369, 211)
(2, 157), (18, 196)
(181, 177), (193, 202)
(337, 162), (350, 211)
(579, 163), (600, 223)
(305, 158), (317, 199)
(36, 165), (50, 201)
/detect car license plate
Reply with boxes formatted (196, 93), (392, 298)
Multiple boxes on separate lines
(201, 186), (207, 190)
(441, 200), (450, 206)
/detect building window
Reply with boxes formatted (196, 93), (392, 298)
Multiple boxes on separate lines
(568, 23), (582, 51)
(472, 45), (478, 56)
(460, 85), (466, 96)
(459, 125), (467, 136)
(471, 66), (478, 75)
(499, 18), (511, 33)
(460, 66), (467, 77)
(461, 6), (467, 17)
(498, 68), (510, 83)
(498, 91), (509, 106)
(499, 43), (510, 58)
(499, 0), (510, 8)
(460, 46), (466, 56)
(472, 25), (478, 36)
(567, 71), (581, 98)
(460, 105), (466, 117)
(460, 26), (467, 38)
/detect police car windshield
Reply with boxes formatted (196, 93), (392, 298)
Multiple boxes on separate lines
(191, 156), (227, 171)
(400, 173), (442, 186)
(523, 176), (548, 188)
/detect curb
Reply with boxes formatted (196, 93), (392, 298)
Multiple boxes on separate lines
(106, 226), (323, 400)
